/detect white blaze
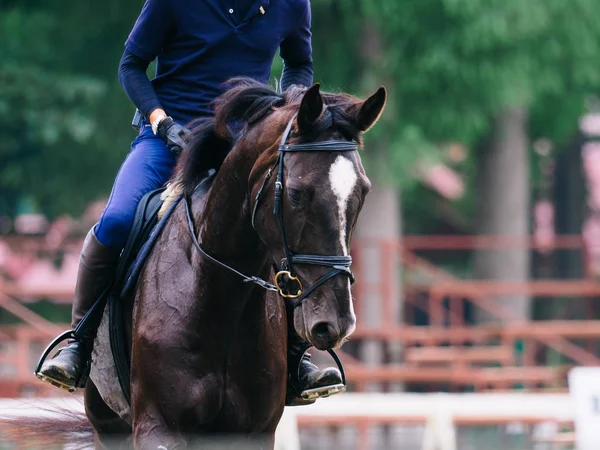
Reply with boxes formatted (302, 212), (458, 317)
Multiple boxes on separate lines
(328, 155), (358, 255)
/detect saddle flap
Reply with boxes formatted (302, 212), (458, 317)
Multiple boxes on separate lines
(114, 187), (166, 291)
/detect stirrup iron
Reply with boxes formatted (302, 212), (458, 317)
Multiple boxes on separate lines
(300, 383), (346, 401)
(295, 348), (347, 401)
(34, 330), (84, 392)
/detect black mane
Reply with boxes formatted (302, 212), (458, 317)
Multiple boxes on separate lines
(174, 77), (362, 195)
(175, 117), (232, 197)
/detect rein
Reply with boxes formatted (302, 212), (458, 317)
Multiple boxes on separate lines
(185, 115), (359, 307)
(184, 195), (278, 292)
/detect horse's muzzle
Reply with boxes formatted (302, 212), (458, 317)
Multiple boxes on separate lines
(309, 321), (342, 350)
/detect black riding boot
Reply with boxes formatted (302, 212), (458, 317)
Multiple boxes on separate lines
(285, 325), (345, 406)
(36, 228), (120, 392)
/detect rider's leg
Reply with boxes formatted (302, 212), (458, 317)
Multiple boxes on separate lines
(285, 312), (344, 406)
(36, 228), (121, 391)
(37, 124), (177, 391)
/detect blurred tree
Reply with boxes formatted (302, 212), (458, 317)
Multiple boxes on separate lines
(0, 9), (95, 214)
(0, 8), (103, 217)
(0, 2), (143, 219)
(310, 2), (404, 396)
(354, 0), (600, 320)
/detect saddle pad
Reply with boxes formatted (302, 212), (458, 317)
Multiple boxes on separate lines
(89, 190), (182, 423)
(94, 173), (215, 415)
(110, 193), (184, 403)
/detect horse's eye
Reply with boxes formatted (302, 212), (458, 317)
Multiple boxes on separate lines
(288, 188), (303, 206)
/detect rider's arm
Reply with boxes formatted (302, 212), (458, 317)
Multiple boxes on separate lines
(122, 0), (173, 122)
(280, 0), (314, 91)
(118, 49), (164, 122)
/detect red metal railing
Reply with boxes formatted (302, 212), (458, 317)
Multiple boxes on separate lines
(1, 234), (599, 394)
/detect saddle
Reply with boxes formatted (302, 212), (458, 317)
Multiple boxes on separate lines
(34, 184), (189, 401)
(109, 186), (176, 402)
(116, 187), (168, 295)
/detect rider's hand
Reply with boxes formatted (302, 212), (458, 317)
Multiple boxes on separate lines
(156, 117), (190, 156)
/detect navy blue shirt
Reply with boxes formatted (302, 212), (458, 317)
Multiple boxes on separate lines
(124, 0), (313, 124)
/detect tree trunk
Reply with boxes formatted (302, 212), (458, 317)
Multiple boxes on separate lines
(353, 183), (403, 450)
(554, 135), (586, 279)
(474, 107), (531, 322)
(355, 185), (403, 388)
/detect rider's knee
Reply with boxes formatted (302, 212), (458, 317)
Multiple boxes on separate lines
(96, 207), (134, 249)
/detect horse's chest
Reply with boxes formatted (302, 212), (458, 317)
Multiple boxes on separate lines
(217, 375), (285, 432)
(215, 313), (287, 431)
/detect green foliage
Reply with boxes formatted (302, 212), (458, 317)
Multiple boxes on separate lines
(359, 0), (600, 146)
(317, 0), (600, 184)
(0, 2), (147, 217)
(4, 0), (600, 223)
(331, 0), (600, 230)
(0, 9), (103, 215)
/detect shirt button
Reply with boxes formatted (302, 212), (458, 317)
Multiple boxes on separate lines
(229, 8), (234, 13)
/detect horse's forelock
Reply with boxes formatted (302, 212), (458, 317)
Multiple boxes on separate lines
(295, 99), (364, 146)
(212, 78), (363, 143)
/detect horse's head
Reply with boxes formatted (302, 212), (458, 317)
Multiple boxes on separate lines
(250, 83), (386, 350)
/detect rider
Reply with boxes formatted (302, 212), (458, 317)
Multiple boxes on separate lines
(37, 0), (343, 405)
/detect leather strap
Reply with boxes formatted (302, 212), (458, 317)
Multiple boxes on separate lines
(185, 195), (278, 293)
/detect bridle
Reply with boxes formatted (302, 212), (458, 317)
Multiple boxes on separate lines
(251, 115), (358, 308)
(184, 114), (359, 309)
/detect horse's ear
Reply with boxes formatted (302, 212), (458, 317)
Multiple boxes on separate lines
(297, 83), (323, 133)
(354, 86), (387, 133)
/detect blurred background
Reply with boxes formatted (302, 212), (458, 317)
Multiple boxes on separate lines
(2, 0), (600, 449)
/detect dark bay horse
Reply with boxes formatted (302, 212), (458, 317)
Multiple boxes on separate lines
(77, 80), (384, 449)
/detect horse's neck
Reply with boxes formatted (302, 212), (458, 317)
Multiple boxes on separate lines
(193, 146), (269, 298)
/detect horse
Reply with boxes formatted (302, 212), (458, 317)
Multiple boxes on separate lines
(5, 79), (386, 449)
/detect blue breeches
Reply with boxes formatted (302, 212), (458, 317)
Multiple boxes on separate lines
(95, 124), (177, 249)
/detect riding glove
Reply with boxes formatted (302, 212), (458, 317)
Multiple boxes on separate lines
(157, 117), (190, 156)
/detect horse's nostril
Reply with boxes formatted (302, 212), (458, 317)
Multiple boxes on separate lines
(311, 322), (339, 341)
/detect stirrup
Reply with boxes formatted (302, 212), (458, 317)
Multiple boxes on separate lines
(35, 373), (78, 393)
(300, 382), (346, 401)
(293, 348), (347, 399)
(34, 330), (75, 373)
(34, 330), (80, 392)
(35, 357), (90, 393)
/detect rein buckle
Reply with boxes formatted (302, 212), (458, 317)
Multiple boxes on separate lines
(275, 271), (303, 299)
